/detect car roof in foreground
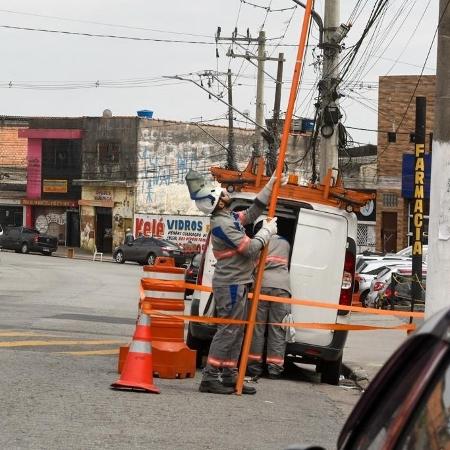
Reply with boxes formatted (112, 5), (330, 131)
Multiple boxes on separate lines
(338, 307), (450, 449)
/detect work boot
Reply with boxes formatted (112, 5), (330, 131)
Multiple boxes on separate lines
(199, 379), (234, 394)
(222, 380), (257, 395)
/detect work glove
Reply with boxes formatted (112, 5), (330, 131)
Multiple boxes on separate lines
(262, 216), (278, 236)
(257, 173), (288, 204)
(254, 217), (278, 247)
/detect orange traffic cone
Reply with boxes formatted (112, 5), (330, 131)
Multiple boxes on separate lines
(111, 313), (160, 394)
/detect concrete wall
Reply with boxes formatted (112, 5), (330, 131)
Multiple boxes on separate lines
(81, 117), (138, 183)
(135, 119), (254, 214)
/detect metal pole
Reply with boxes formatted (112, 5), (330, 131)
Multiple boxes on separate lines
(254, 30), (266, 156)
(227, 69), (238, 171)
(426, 0), (450, 318)
(318, 0), (340, 181)
(236, 0), (314, 395)
(411, 97), (426, 322)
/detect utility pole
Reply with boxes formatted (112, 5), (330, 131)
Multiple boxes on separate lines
(227, 69), (238, 170)
(217, 28), (280, 158)
(318, 0), (349, 181)
(267, 53), (284, 175)
(425, 0), (450, 318)
(255, 30), (266, 156)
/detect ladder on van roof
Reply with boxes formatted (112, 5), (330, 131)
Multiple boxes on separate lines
(210, 155), (375, 213)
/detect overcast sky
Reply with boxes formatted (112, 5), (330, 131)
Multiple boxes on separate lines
(0, 1), (439, 145)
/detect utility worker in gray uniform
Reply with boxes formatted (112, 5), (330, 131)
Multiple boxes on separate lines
(186, 170), (282, 394)
(248, 215), (291, 379)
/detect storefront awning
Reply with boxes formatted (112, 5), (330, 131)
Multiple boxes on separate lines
(78, 199), (114, 208)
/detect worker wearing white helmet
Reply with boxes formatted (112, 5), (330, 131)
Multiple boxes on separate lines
(186, 170), (284, 394)
(247, 215), (291, 379)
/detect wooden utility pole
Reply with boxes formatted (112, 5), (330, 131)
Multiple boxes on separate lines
(426, 0), (450, 318)
(227, 69), (238, 171)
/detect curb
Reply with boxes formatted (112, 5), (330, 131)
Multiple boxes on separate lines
(342, 362), (370, 391)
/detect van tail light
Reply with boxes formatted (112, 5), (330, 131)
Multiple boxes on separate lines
(373, 281), (385, 292)
(339, 249), (355, 315)
(34, 235), (39, 243)
(196, 232), (210, 287)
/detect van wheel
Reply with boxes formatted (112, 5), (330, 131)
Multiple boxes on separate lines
(320, 356), (342, 385)
(21, 242), (29, 254)
(186, 328), (210, 369)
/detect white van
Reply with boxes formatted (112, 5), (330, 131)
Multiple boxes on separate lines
(187, 190), (358, 385)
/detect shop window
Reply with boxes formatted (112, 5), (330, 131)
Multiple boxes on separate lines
(42, 139), (80, 171)
(98, 142), (120, 164)
(382, 193), (398, 208)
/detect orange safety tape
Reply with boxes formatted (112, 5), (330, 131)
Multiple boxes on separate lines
(182, 282), (425, 319)
(141, 278), (425, 319)
(143, 310), (417, 332)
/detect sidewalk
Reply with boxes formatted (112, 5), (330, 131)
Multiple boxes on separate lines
(342, 312), (417, 389)
(53, 245), (114, 263)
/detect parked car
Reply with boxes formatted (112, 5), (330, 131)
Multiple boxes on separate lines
(185, 253), (201, 297)
(366, 265), (427, 309)
(291, 306), (450, 450)
(187, 189), (358, 385)
(357, 258), (413, 306)
(0, 226), (58, 255)
(112, 236), (186, 266)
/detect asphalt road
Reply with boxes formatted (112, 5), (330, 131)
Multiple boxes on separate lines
(0, 251), (361, 450)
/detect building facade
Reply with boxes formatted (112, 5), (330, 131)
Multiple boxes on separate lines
(377, 75), (435, 252)
(0, 117), (28, 227)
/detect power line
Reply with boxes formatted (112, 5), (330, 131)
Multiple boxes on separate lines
(0, 8), (212, 38)
(0, 24), (215, 44)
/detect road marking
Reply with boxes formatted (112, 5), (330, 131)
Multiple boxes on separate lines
(0, 339), (123, 348)
(0, 332), (41, 337)
(58, 349), (120, 356)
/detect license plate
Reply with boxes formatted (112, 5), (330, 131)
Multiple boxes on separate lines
(42, 248), (50, 252)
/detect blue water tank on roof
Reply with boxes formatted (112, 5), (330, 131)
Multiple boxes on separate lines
(137, 110), (154, 119)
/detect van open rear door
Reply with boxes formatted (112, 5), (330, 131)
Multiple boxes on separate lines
(290, 208), (348, 347)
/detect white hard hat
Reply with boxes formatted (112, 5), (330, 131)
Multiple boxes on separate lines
(253, 215), (267, 232)
(195, 187), (223, 215)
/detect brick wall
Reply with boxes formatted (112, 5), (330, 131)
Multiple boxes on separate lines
(0, 126), (28, 168)
(376, 75), (435, 251)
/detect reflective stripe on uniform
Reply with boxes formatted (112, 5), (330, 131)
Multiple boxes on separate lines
(248, 353), (263, 362)
(236, 235), (251, 254)
(213, 248), (238, 260)
(207, 356), (237, 368)
(266, 255), (288, 265)
(266, 355), (284, 364)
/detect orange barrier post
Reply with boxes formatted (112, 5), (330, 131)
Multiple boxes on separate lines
(111, 312), (160, 394)
(141, 257), (196, 379)
(236, 0), (315, 395)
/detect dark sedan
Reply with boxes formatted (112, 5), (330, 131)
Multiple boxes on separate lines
(112, 236), (186, 266)
(185, 253), (201, 296)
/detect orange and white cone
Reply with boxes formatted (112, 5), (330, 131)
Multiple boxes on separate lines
(111, 313), (160, 394)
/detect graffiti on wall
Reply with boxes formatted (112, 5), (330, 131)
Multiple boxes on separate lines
(135, 124), (252, 214)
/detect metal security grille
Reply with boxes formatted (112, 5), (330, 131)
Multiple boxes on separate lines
(357, 223), (376, 253)
(382, 193), (398, 207)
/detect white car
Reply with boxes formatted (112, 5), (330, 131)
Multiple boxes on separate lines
(396, 245), (428, 262)
(357, 258), (413, 306)
(188, 190), (358, 385)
